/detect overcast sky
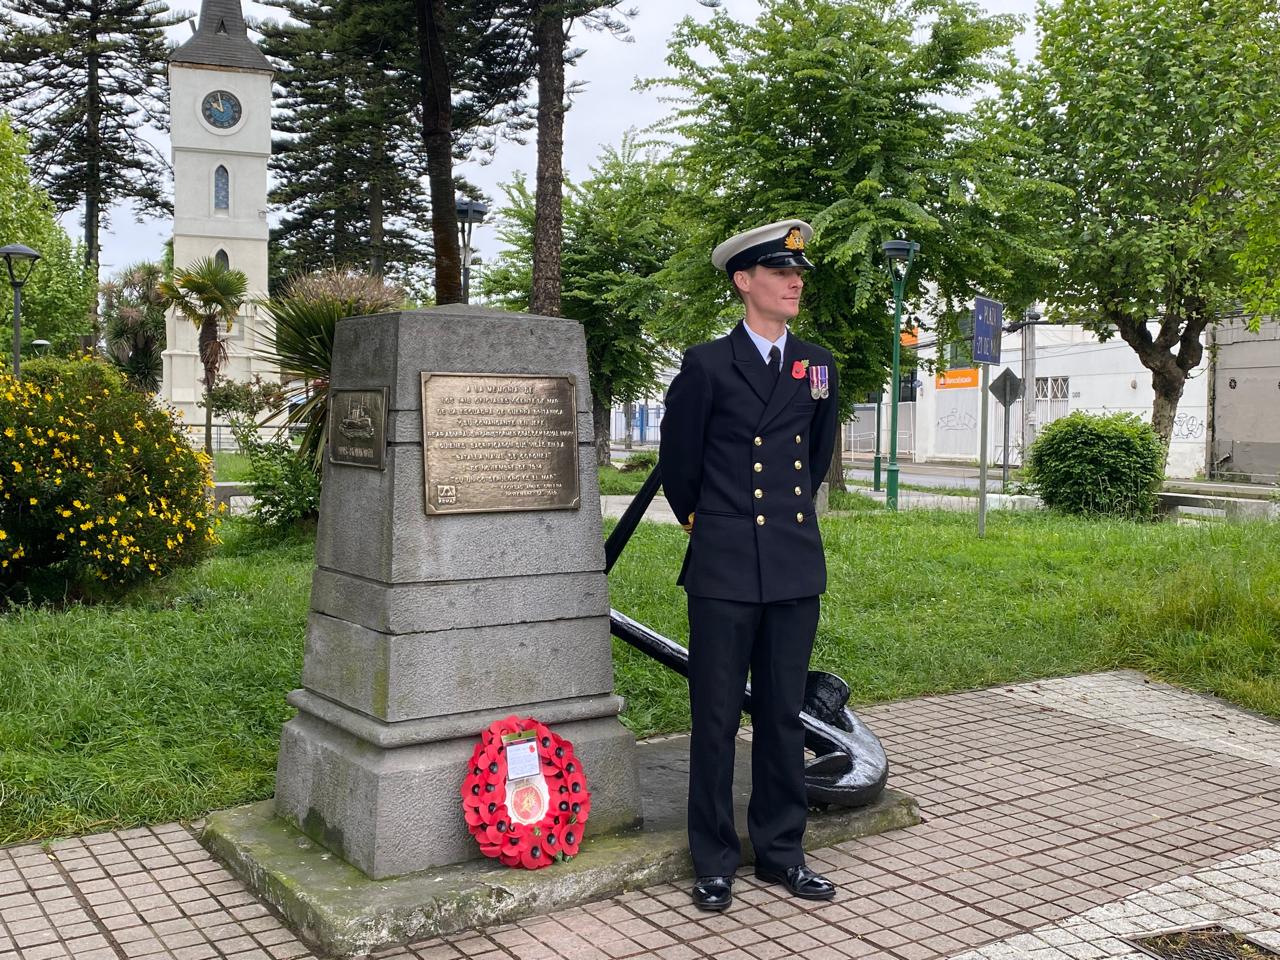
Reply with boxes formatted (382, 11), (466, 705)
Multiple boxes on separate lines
(90, 0), (1039, 279)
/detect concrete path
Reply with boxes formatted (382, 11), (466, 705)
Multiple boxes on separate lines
(5, 672), (1280, 960)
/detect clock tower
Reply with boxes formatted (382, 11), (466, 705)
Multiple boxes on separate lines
(163, 0), (273, 430)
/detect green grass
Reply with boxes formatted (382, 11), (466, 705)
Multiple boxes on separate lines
(212, 451), (253, 482)
(2, 510), (1279, 844)
(829, 488), (884, 511)
(598, 464), (652, 496)
(0, 520), (312, 845)
(845, 477), (980, 498)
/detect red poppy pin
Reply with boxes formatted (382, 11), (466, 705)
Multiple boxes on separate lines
(792, 359), (810, 380)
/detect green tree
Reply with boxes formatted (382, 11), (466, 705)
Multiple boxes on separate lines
(0, 0), (180, 276)
(160, 259), (249, 455)
(261, 0), (433, 288)
(649, 0), (1038, 486)
(525, 1), (633, 317)
(0, 116), (95, 357)
(1012, 0), (1280, 443)
(483, 140), (676, 462)
(101, 261), (167, 393)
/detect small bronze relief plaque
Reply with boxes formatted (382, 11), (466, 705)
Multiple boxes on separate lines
(328, 387), (388, 469)
(420, 373), (581, 515)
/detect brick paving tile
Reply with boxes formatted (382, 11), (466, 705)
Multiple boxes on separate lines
(8, 673), (1280, 960)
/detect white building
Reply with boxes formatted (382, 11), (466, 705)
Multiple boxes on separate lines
(162, 0), (276, 441)
(909, 323), (1210, 478)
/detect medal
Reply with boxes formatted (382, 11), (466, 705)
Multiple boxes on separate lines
(809, 365), (829, 400)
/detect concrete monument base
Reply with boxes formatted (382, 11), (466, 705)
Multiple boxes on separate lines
(205, 735), (919, 957)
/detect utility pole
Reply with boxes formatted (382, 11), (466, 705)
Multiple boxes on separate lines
(1020, 307), (1040, 460)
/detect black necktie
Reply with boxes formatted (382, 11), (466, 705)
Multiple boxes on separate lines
(768, 345), (781, 378)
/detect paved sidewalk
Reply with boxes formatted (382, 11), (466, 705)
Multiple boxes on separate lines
(5, 672), (1280, 960)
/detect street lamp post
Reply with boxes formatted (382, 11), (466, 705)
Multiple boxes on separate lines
(1, 243), (42, 379)
(455, 198), (489, 304)
(880, 239), (919, 511)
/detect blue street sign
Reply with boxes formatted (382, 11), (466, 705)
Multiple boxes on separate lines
(973, 296), (1004, 365)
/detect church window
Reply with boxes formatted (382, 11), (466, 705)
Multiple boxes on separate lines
(215, 249), (230, 270)
(214, 165), (230, 211)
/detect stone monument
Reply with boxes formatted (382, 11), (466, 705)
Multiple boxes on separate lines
(273, 305), (643, 879)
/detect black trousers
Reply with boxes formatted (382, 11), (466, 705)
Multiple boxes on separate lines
(686, 593), (819, 878)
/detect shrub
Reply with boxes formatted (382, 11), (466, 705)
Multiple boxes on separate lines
(206, 374), (288, 419)
(1024, 411), (1166, 518)
(0, 357), (220, 601)
(620, 449), (659, 473)
(229, 418), (320, 529)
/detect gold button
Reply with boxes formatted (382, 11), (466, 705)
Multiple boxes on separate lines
(754, 436), (763, 446)
(756, 515), (766, 526)
(754, 462), (763, 473)
(796, 512), (805, 523)
(795, 435), (802, 444)
(754, 488), (763, 499)
(794, 460), (802, 470)
(795, 486), (802, 496)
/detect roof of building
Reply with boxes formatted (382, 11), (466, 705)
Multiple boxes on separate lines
(169, 0), (271, 73)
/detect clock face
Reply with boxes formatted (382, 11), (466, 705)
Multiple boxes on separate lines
(201, 90), (242, 129)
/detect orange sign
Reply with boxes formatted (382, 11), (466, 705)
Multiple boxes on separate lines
(935, 368), (979, 389)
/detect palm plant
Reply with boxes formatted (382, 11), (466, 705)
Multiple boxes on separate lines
(102, 262), (168, 393)
(160, 258), (249, 454)
(258, 267), (404, 471)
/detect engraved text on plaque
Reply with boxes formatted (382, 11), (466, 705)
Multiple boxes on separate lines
(420, 373), (580, 514)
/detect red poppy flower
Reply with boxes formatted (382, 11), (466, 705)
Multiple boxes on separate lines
(792, 359), (808, 379)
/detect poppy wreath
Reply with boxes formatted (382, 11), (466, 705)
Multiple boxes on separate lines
(461, 715), (591, 869)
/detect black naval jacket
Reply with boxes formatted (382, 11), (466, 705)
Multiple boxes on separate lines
(660, 322), (839, 604)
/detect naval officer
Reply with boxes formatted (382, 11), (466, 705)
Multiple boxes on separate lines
(660, 219), (840, 911)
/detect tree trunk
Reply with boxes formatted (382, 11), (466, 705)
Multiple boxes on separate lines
(199, 318), (218, 455)
(530, 3), (564, 317)
(824, 421), (846, 493)
(1150, 370), (1186, 446)
(592, 393), (610, 466)
(369, 147), (385, 277)
(415, 0), (462, 304)
(85, 12), (102, 336)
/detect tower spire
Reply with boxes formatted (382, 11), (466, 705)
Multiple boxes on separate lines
(170, 0), (271, 73)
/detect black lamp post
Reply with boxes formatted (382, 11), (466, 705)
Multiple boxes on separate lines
(880, 238), (919, 511)
(1, 243), (41, 378)
(455, 198), (488, 304)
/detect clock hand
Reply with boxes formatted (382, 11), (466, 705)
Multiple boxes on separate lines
(216, 93), (224, 112)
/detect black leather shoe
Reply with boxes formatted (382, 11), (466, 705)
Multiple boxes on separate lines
(754, 864), (836, 901)
(691, 875), (734, 911)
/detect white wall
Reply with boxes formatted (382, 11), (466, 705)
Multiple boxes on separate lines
(912, 325), (1209, 478)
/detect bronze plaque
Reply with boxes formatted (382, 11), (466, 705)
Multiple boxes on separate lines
(329, 387), (388, 469)
(420, 373), (581, 515)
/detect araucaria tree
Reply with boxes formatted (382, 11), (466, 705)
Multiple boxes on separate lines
(483, 140), (676, 462)
(0, 0), (180, 276)
(261, 0), (432, 289)
(651, 0), (1035, 485)
(1015, 0), (1280, 443)
(160, 259), (249, 455)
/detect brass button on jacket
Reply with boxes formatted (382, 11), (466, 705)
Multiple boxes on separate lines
(754, 488), (763, 499)
(794, 460), (802, 470)
(795, 435), (802, 444)
(754, 436), (763, 446)
(794, 486), (802, 496)
(756, 515), (766, 526)
(796, 512), (805, 523)
(754, 462), (763, 473)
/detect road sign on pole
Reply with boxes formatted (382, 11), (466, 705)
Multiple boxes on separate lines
(973, 296), (1004, 365)
(989, 368), (1022, 492)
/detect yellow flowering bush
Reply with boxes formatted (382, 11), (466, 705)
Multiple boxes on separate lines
(0, 357), (221, 600)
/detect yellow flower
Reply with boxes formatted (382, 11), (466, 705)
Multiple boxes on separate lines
(0, 530), (6, 540)
(10, 461), (20, 473)
(2, 427), (12, 438)
(28, 497), (37, 505)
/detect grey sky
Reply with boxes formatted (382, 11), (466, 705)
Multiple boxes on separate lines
(91, 0), (1038, 278)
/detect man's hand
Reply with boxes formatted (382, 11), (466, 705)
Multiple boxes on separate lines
(682, 512), (695, 535)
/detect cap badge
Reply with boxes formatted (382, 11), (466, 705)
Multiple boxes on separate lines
(784, 227), (806, 251)
(791, 359), (809, 380)
(809, 365), (830, 400)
